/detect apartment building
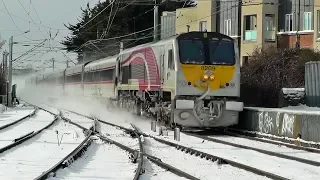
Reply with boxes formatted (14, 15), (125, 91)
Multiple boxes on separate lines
(160, 0), (319, 66)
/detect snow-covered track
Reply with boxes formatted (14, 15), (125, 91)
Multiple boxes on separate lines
(131, 124), (200, 180)
(228, 128), (320, 150)
(219, 129), (320, 153)
(185, 132), (320, 167)
(0, 113), (58, 154)
(0, 107), (36, 131)
(47, 106), (199, 179)
(46, 107), (288, 180)
(34, 132), (93, 180)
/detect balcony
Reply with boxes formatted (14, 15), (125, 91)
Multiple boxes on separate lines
(244, 30), (257, 41)
(264, 30), (276, 41)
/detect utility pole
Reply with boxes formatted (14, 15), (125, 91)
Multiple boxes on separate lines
(66, 59), (69, 68)
(154, 0), (159, 41)
(120, 41), (124, 52)
(8, 36), (13, 107)
(2, 51), (8, 106)
(51, 58), (55, 71)
(295, 0), (301, 49)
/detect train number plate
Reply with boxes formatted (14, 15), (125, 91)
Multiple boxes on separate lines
(201, 66), (215, 71)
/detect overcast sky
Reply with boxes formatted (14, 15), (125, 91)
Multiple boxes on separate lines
(0, 0), (104, 72)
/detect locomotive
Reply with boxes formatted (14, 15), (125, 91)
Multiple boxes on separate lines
(27, 32), (244, 129)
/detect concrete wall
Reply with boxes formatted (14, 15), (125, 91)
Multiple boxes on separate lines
(238, 108), (320, 142)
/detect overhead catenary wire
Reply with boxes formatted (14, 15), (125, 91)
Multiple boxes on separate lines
(1, 0), (33, 41)
(17, 0), (48, 39)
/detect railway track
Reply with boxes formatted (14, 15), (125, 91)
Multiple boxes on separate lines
(0, 108), (58, 154)
(37, 104), (199, 180)
(39, 104), (295, 180)
(227, 128), (320, 150)
(186, 130), (320, 167)
(0, 106), (36, 131)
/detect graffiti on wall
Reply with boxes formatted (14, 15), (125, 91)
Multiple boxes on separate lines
(258, 111), (296, 137)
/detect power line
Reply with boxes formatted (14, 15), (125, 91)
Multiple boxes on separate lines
(17, 0), (48, 39)
(1, 0), (33, 41)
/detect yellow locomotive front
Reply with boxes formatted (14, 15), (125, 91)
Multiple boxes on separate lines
(172, 32), (243, 128)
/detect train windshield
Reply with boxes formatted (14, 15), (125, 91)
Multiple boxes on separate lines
(209, 39), (235, 65)
(179, 40), (205, 64)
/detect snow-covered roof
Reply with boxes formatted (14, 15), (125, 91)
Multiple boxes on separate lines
(66, 64), (83, 75)
(85, 56), (117, 72)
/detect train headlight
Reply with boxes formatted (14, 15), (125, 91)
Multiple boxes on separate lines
(203, 74), (209, 80)
(210, 75), (215, 80)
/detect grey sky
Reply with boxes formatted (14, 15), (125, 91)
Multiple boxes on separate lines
(0, 0), (103, 72)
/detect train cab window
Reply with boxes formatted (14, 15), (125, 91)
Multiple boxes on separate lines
(168, 49), (175, 70)
(209, 39), (235, 65)
(178, 40), (205, 64)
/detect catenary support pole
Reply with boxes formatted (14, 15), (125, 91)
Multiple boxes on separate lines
(153, 0), (159, 41)
(8, 36), (13, 107)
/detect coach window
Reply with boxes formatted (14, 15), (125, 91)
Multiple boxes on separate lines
(101, 69), (114, 81)
(168, 49), (175, 70)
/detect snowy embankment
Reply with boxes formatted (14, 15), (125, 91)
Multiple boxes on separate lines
(0, 110), (55, 148)
(0, 120), (85, 179)
(0, 106), (35, 127)
(48, 139), (136, 180)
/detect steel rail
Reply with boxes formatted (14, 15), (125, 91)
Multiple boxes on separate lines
(0, 107), (37, 131)
(34, 133), (94, 180)
(130, 124), (144, 180)
(220, 129), (320, 154)
(0, 114), (59, 154)
(228, 128), (320, 150)
(185, 132), (320, 167)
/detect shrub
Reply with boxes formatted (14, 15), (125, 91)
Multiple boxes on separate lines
(240, 47), (320, 107)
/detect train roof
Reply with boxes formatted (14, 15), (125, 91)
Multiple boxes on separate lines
(85, 55), (117, 72)
(65, 64), (83, 75)
(119, 35), (178, 55)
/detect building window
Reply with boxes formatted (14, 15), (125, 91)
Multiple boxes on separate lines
(318, 10), (320, 37)
(224, 19), (232, 36)
(244, 15), (257, 41)
(264, 14), (275, 41)
(200, 21), (207, 32)
(304, 12), (312, 30)
(285, 14), (293, 31)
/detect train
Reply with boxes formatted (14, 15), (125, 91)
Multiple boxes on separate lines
(26, 31), (244, 129)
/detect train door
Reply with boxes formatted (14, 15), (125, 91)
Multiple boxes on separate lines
(113, 57), (121, 99)
(163, 44), (175, 91)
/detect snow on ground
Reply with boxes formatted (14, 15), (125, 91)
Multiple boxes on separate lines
(0, 106), (35, 127)
(210, 135), (320, 164)
(62, 110), (94, 129)
(0, 120), (86, 179)
(99, 123), (140, 150)
(0, 110), (55, 148)
(139, 158), (187, 180)
(48, 138), (136, 180)
(152, 132), (320, 180)
(143, 137), (270, 180)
